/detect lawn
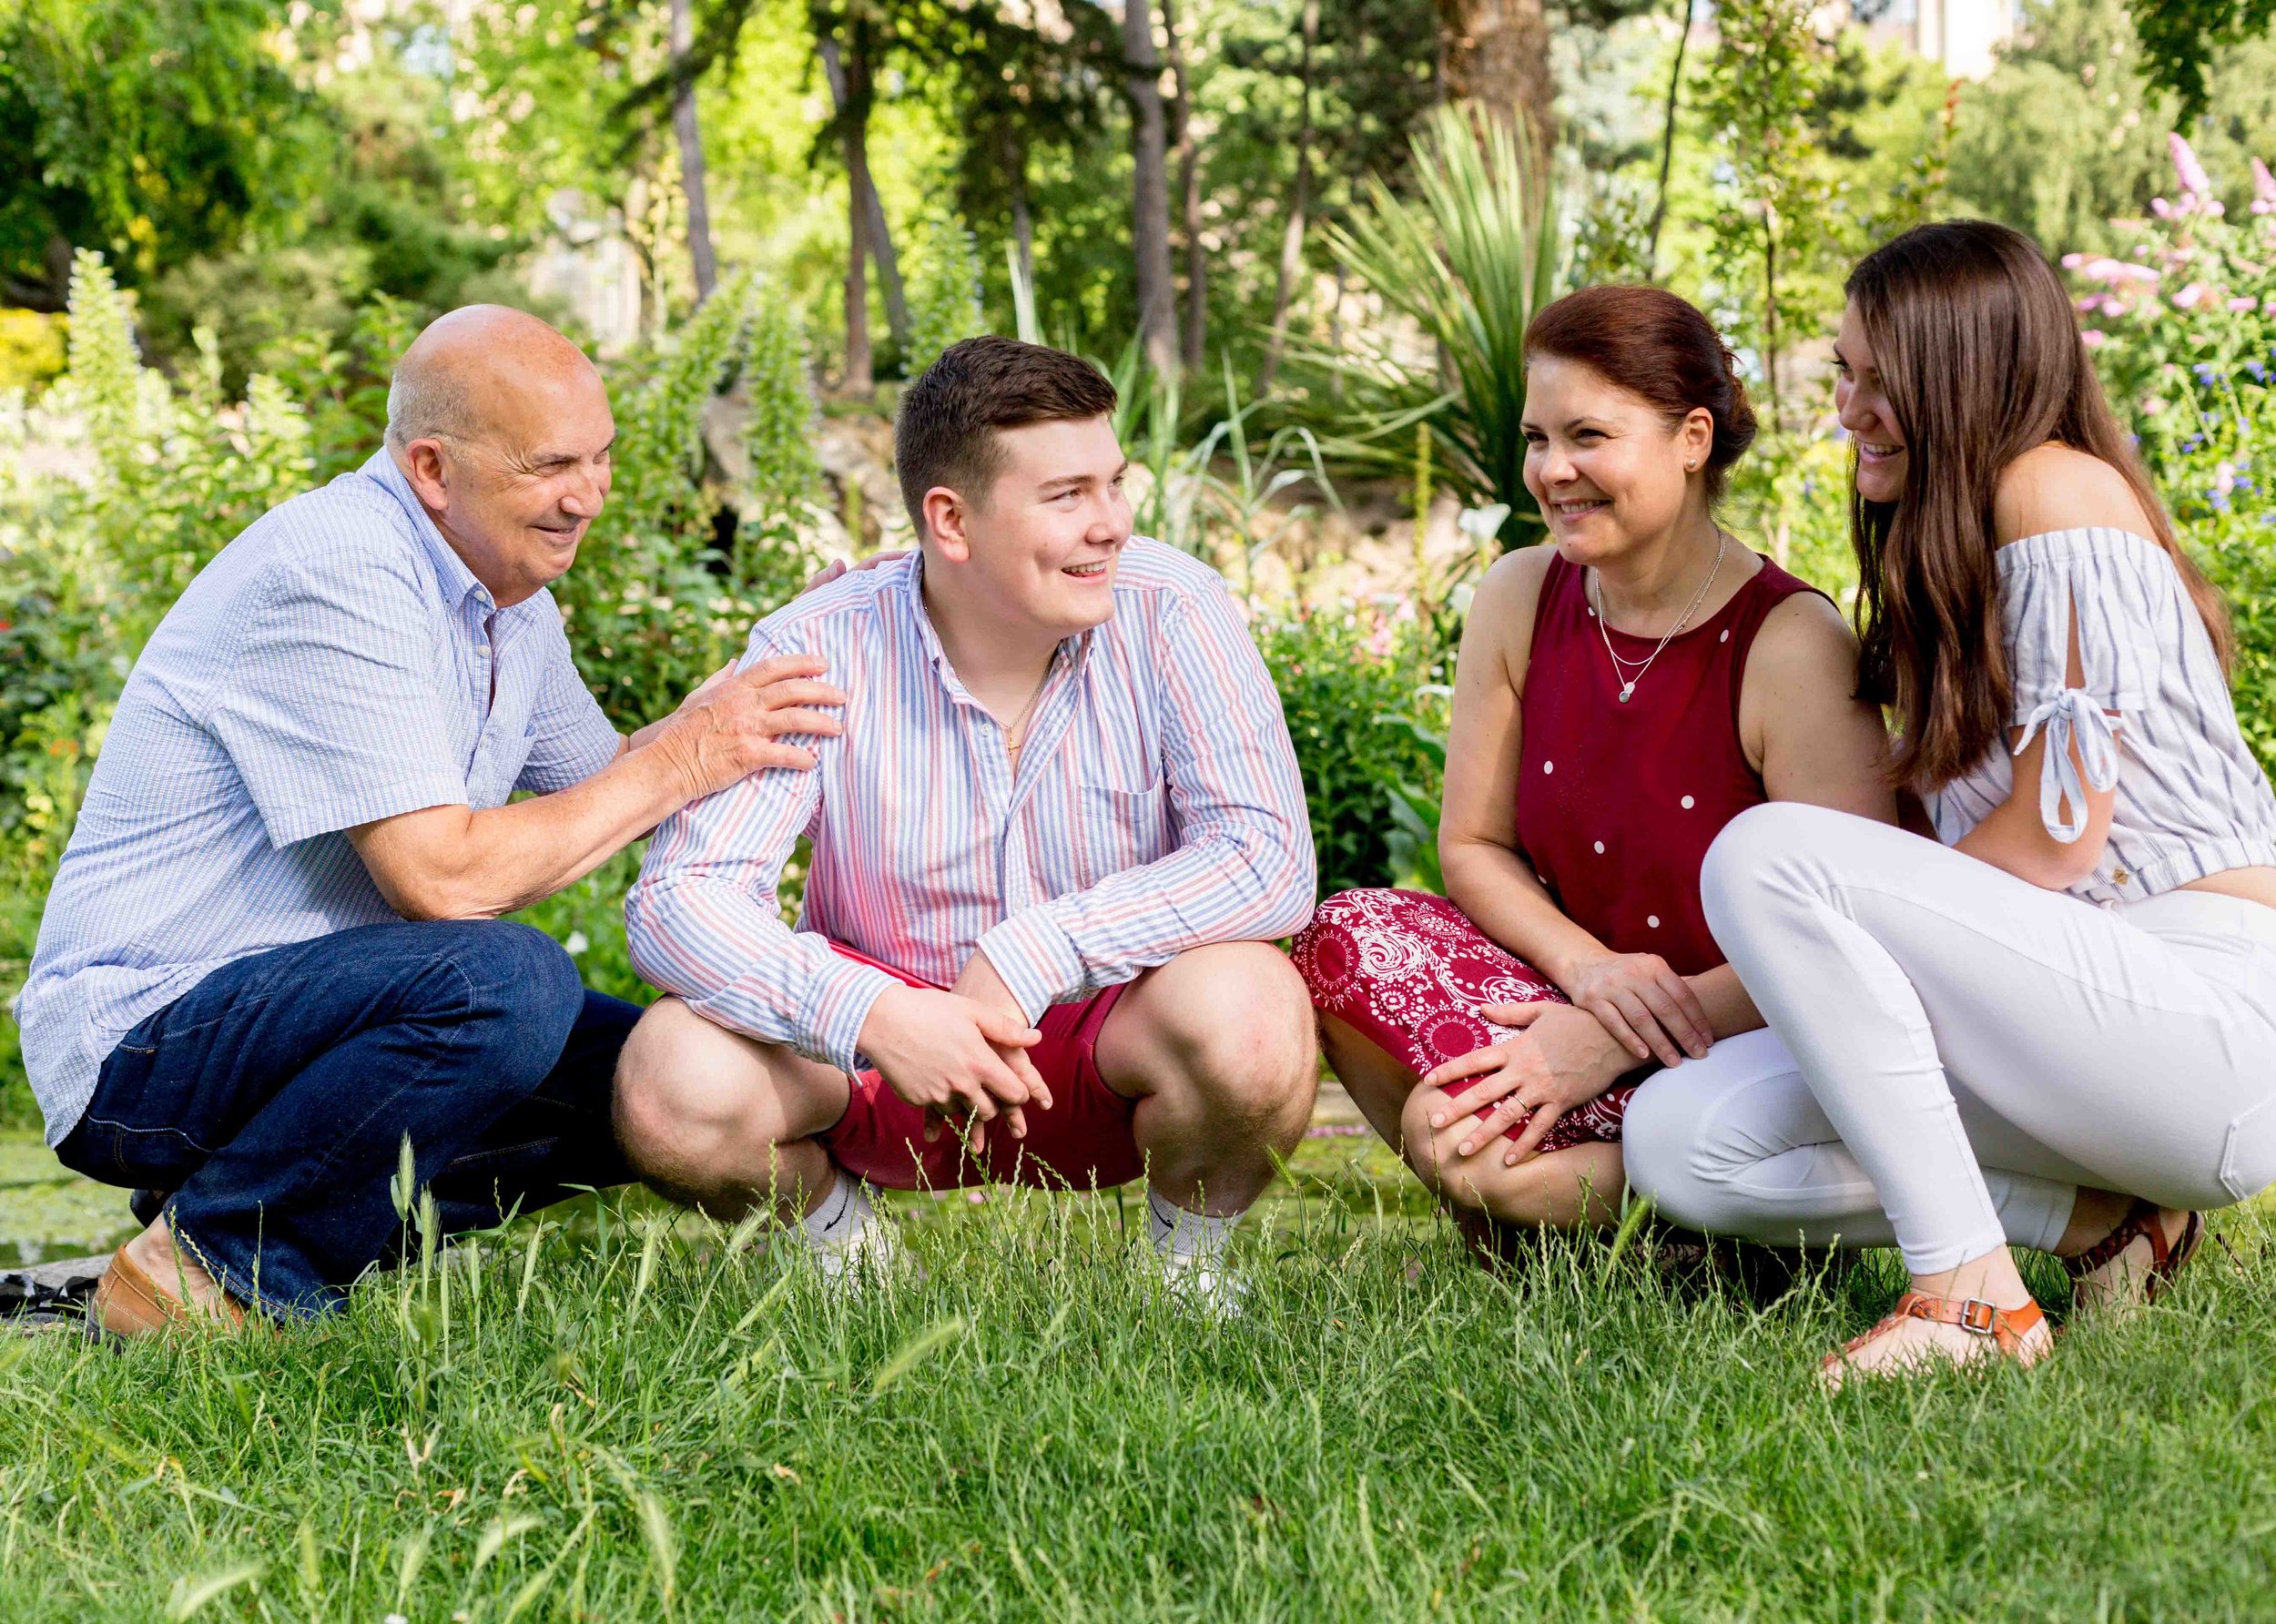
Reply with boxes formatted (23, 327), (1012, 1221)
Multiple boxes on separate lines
(4, 1130), (2276, 1620)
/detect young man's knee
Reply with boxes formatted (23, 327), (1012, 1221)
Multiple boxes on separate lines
(1153, 944), (1317, 1123)
(614, 1000), (772, 1183)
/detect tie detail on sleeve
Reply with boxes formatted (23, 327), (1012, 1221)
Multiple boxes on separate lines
(2014, 689), (2121, 844)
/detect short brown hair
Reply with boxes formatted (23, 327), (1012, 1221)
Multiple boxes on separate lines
(895, 336), (1120, 538)
(1522, 285), (1758, 505)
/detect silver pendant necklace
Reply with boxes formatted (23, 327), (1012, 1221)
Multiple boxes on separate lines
(1591, 530), (1729, 704)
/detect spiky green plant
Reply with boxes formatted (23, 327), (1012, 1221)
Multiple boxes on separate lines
(1306, 106), (1566, 551)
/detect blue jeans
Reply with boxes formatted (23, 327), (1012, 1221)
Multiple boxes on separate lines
(55, 919), (637, 1319)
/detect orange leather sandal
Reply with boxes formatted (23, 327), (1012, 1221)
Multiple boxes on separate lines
(2064, 1199), (2203, 1307)
(89, 1243), (248, 1339)
(1823, 1291), (2049, 1380)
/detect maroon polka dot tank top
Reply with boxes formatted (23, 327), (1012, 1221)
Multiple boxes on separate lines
(1514, 547), (1828, 977)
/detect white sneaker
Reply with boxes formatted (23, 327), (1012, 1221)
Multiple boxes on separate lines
(1156, 1248), (1247, 1320)
(808, 1213), (915, 1295)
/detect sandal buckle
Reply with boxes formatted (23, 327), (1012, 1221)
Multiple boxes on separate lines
(1956, 1298), (1999, 1336)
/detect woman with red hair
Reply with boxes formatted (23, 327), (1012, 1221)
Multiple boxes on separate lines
(1294, 285), (1896, 1234)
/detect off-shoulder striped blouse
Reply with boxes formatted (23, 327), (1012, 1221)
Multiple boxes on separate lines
(1927, 525), (2276, 906)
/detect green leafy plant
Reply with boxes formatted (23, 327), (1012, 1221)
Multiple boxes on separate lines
(1255, 602), (1451, 898)
(904, 213), (987, 376)
(1304, 104), (1566, 548)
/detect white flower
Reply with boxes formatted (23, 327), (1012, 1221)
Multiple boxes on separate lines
(564, 931), (589, 957)
(1458, 502), (1511, 543)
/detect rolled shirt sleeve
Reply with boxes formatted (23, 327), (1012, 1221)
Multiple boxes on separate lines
(624, 634), (900, 1071)
(975, 579), (1317, 1021)
(207, 549), (469, 848)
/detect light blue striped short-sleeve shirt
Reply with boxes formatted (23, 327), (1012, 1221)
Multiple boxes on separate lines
(1929, 526), (2276, 904)
(16, 451), (622, 1144)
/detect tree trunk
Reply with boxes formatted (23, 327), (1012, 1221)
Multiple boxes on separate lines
(1645, 0), (1693, 272)
(1255, 0), (1318, 396)
(1161, 0), (1205, 375)
(819, 30), (910, 350)
(1435, 0), (1556, 159)
(1762, 205), (1782, 433)
(844, 160), (874, 395)
(669, 0), (718, 304)
(1123, 0), (1180, 380)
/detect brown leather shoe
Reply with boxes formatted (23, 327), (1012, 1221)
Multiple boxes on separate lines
(89, 1243), (247, 1338)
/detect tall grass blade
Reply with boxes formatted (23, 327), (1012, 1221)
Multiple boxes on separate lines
(164, 1561), (264, 1620)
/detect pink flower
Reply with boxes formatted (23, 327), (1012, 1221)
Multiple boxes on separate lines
(2153, 197), (2177, 220)
(2171, 133), (2213, 200)
(2232, 297), (2259, 312)
(2216, 462), (2239, 499)
(2080, 329), (2108, 349)
(2253, 157), (2276, 215)
(2174, 281), (2211, 310)
(2061, 251), (2087, 269)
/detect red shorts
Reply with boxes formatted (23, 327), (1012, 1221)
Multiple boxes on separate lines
(818, 945), (1144, 1193)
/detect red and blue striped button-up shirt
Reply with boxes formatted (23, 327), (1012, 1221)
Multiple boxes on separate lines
(625, 540), (1316, 1070)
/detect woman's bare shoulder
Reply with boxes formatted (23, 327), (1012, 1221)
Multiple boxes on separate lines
(1994, 443), (2158, 544)
(1749, 587), (1862, 688)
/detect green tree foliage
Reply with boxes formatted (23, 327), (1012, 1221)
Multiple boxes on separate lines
(2132, 0), (2276, 122)
(1693, 0), (1842, 434)
(1949, 0), (2276, 257)
(0, 0), (331, 310)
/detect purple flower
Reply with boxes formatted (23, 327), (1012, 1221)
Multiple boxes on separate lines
(2171, 133), (2214, 200)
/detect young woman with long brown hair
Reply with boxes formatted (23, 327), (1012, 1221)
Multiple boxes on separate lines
(1292, 285), (1895, 1233)
(1623, 219), (2276, 1384)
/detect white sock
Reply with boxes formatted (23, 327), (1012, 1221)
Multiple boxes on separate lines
(1147, 1186), (1237, 1268)
(799, 1169), (875, 1254)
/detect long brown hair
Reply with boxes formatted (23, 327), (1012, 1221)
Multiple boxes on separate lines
(1844, 219), (2230, 789)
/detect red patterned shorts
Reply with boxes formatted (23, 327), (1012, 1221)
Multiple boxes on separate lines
(1290, 888), (1636, 1152)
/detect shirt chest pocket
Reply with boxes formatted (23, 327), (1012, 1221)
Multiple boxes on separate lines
(1072, 773), (1173, 888)
(465, 717), (539, 809)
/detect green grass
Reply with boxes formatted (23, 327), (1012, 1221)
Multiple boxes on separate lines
(5, 1137), (2276, 1620)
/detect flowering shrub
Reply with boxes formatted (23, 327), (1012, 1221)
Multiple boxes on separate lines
(1255, 601), (1451, 899)
(2068, 136), (2276, 772)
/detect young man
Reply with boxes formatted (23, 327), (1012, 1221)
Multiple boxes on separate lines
(616, 337), (1319, 1304)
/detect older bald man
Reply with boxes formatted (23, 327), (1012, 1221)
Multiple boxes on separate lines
(18, 306), (844, 1333)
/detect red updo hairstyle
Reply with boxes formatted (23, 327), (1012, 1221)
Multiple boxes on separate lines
(1522, 285), (1759, 505)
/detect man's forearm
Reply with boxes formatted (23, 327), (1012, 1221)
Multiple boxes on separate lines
(371, 740), (692, 920)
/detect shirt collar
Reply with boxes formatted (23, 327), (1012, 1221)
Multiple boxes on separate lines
(897, 552), (1095, 697)
(363, 451), (496, 615)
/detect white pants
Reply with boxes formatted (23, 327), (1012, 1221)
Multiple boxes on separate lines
(1621, 803), (2276, 1274)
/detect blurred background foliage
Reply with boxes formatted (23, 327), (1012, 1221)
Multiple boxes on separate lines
(2, 0), (2274, 1127)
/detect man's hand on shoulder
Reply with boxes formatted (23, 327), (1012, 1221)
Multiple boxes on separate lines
(801, 549), (910, 595)
(643, 654), (848, 805)
(857, 977), (1049, 1154)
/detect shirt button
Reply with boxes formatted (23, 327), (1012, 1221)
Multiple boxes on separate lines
(2112, 868), (2130, 886)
